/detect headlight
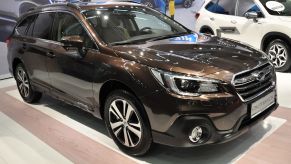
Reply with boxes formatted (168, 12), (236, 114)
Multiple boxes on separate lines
(150, 69), (223, 96)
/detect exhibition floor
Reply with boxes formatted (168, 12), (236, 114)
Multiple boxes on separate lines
(0, 73), (290, 163)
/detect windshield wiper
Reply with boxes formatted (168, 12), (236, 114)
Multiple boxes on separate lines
(110, 40), (146, 46)
(146, 32), (191, 42)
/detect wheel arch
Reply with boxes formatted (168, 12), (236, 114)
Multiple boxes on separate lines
(98, 80), (141, 119)
(19, 2), (38, 16)
(199, 25), (215, 35)
(261, 32), (291, 51)
(12, 58), (23, 76)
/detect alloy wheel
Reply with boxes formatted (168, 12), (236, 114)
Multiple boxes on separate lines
(184, 0), (193, 8)
(108, 99), (142, 147)
(16, 67), (30, 98)
(268, 43), (288, 68)
(144, 1), (154, 8)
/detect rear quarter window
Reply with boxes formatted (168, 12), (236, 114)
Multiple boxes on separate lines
(15, 15), (36, 36)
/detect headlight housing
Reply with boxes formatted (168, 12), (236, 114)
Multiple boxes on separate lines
(150, 69), (223, 96)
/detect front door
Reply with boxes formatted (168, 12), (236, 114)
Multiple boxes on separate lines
(207, 0), (240, 38)
(229, 0), (265, 48)
(47, 12), (97, 108)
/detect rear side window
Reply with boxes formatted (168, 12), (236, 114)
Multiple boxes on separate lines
(32, 13), (54, 40)
(15, 15), (36, 36)
(206, 0), (237, 15)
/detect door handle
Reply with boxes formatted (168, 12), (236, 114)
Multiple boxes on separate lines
(46, 52), (55, 58)
(210, 17), (215, 21)
(231, 20), (237, 24)
(220, 27), (237, 33)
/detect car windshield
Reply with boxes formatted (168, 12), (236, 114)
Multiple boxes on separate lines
(83, 6), (189, 45)
(260, 0), (291, 16)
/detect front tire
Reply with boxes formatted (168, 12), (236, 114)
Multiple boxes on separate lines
(14, 63), (42, 103)
(266, 39), (291, 72)
(104, 90), (152, 156)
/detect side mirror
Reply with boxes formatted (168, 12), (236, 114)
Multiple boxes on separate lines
(61, 35), (84, 49)
(245, 12), (258, 22)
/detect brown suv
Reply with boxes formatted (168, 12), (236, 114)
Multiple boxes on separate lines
(7, 2), (278, 156)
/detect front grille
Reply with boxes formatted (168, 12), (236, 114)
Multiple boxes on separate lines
(232, 63), (275, 102)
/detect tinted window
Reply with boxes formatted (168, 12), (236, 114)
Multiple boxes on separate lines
(15, 15), (36, 36)
(206, 0), (237, 15)
(26, 15), (37, 37)
(33, 13), (54, 39)
(237, 0), (262, 17)
(52, 13), (94, 48)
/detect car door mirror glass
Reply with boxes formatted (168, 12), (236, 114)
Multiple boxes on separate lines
(61, 35), (84, 49)
(60, 35), (85, 59)
(245, 12), (258, 20)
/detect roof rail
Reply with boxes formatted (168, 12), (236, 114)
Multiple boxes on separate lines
(110, 0), (142, 5)
(27, 7), (37, 12)
(67, 3), (81, 10)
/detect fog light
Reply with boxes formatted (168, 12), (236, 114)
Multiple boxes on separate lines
(189, 126), (203, 143)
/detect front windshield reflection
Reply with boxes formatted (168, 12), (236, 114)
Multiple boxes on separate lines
(83, 6), (190, 45)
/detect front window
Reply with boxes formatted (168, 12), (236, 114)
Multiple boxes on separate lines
(260, 0), (291, 16)
(83, 6), (189, 45)
(237, 0), (263, 17)
(51, 12), (95, 49)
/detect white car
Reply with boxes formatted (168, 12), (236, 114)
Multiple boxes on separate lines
(195, 0), (291, 72)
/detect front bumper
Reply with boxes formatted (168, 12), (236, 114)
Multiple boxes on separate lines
(151, 102), (278, 147)
(141, 86), (278, 147)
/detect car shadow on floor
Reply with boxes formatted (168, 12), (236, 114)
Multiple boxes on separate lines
(33, 94), (282, 164)
(38, 94), (108, 135)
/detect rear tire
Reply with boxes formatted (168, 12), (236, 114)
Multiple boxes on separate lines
(19, 3), (37, 16)
(104, 90), (152, 156)
(265, 39), (291, 72)
(142, 0), (155, 8)
(14, 63), (42, 103)
(183, 0), (193, 8)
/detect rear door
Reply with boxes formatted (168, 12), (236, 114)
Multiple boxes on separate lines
(13, 13), (53, 89)
(27, 12), (54, 88)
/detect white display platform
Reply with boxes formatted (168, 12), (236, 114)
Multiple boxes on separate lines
(6, 89), (286, 164)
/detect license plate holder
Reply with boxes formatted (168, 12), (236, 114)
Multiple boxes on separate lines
(251, 91), (275, 118)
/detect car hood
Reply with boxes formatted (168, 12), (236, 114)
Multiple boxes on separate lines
(112, 34), (269, 82)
